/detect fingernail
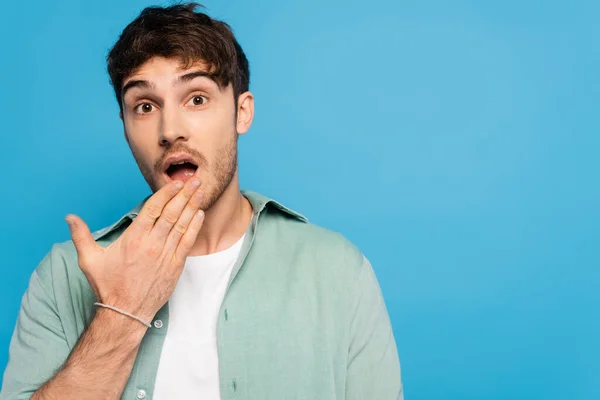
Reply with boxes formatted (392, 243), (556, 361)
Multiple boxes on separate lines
(174, 181), (184, 189)
(191, 179), (201, 188)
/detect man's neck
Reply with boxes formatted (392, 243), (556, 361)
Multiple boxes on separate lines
(187, 172), (253, 256)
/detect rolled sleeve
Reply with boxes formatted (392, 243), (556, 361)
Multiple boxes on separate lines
(0, 255), (70, 400)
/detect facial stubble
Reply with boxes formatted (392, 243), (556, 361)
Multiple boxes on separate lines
(129, 132), (239, 213)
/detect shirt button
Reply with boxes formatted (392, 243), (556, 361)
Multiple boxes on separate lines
(153, 319), (163, 329)
(136, 389), (147, 399)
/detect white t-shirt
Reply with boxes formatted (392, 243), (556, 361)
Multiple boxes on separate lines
(153, 233), (246, 399)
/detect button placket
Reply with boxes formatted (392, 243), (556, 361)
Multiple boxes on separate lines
(136, 389), (147, 399)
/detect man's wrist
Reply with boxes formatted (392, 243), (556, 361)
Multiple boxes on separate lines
(93, 307), (150, 344)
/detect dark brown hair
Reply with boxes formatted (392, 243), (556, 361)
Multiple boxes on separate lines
(107, 2), (250, 110)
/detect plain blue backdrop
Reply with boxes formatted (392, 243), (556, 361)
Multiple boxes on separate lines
(1, 0), (598, 398)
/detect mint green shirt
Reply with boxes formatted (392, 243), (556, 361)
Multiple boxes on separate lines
(0, 190), (403, 399)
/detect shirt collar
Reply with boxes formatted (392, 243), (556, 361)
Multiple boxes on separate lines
(92, 190), (308, 241)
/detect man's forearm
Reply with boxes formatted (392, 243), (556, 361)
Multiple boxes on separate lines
(32, 308), (149, 400)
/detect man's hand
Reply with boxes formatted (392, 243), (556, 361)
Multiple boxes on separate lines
(20, 177), (206, 400)
(66, 176), (205, 323)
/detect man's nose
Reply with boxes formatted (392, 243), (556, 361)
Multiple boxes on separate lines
(159, 106), (189, 146)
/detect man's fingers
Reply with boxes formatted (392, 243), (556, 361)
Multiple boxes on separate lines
(134, 180), (184, 233)
(66, 214), (98, 268)
(149, 175), (201, 242)
(162, 189), (204, 253)
(172, 210), (205, 265)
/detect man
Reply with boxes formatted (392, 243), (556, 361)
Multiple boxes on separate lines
(0, 3), (402, 399)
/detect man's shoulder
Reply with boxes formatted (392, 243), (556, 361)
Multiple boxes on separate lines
(261, 202), (366, 276)
(273, 211), (360, 252)
(37, 236), (84, 269)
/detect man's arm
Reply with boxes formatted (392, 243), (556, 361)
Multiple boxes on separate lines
(345, 256), (403, 400)
(0, 267), (147, 400)
(32, 309), (147, 400)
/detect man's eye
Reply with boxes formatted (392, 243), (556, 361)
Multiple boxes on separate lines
(134, 103), (155, 114)
(187, 95), (208, 106)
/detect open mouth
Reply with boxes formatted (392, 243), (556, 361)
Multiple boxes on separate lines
(165, 160), (198, 182)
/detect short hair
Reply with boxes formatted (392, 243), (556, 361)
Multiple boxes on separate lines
(107, 3), (250, 110)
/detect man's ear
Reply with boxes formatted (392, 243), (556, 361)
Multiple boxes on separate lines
(236, 92), (254, 135)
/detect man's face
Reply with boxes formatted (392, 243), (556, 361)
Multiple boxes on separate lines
(120, 57), (251, 211)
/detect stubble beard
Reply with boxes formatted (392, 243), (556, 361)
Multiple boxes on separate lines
(131, 133), (239, 213)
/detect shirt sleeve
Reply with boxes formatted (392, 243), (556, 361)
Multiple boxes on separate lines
(345, 255), (404, 400)
(0, 255), (71, 400)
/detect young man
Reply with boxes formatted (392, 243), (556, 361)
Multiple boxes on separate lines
(0, 3), (402, 399)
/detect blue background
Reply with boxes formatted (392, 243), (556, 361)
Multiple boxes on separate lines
(1, 1), (598, 398)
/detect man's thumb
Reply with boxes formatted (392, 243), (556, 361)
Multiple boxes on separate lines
(65, 214), (97, 261)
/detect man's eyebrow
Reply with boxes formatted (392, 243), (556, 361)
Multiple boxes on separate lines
(121, 79), (154, 99)
(120, 70), (217, 99)
(177, 70), (218, 85)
